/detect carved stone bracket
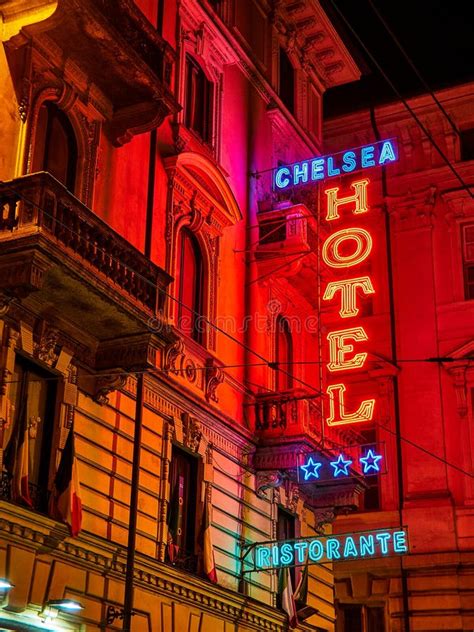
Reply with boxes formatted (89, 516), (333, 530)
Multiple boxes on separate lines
(163, 337), (185, 374)
(0, 293), (15, 317)
(181, 412), (202, 453)
(94, 371), (128, 406)
(314, 509), (336, 535)
(35, 325), (60, 367)
(204, 358), (224, 403)
(256, 471), (284, 499)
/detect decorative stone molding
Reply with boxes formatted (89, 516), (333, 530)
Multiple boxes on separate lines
(164, 153), (241, 353)
(0, 293), (15, 317)
(181, 412), (202, 453)
(204, 358), (224, 403)
(35, 325), (60, 367)
(256, 471), (284, 499)
(94, 371), (128, 406)
(388, 185), (438, 231)
(0, 506), (288, 631)
(314, 509), (335, 534)
(442, 339), (474, 419)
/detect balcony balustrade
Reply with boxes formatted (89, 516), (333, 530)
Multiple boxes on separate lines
(0, 172), (173, 372)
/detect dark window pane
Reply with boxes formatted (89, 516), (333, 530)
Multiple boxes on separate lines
(177, 229), (204, 342)
(342, 605), (363, 632)
(184, 55), (213, 143)
(462, 225), (474, 300)
(460, 129), (474, 161)
(367, 606), (385, 632)
(32, 102), (77, 191)
(276, 317), (293, 390)
(279, 47), (294, 114)
(168, 446), (198, 567)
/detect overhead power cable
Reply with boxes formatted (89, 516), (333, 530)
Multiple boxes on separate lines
(328, 0), (474, 199)
(1, 180), (473, 481)
(366, 0), (459, 138)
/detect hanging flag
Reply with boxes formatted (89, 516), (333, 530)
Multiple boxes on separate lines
(278, 566), (297, 629)
(294, 555), (309, 607)
(202, 496), (217, 583)
(51, 430), (82, 536)
(3, 373), (32, 507)
(295, 556), (319, 622)
(167, 476), (180, 563)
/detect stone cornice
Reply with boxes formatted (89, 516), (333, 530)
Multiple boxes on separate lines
(0, 502), (287, 631)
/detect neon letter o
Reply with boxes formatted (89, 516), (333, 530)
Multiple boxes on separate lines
(322, 227), (372, 269)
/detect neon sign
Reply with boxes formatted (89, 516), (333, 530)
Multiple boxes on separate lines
(273, 140), (397, 190)
(297, 444), (385, 484)
(322, 169), (395, 426)
(253, 527), (408, 570)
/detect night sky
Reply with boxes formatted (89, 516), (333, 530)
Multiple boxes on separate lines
(322, 0), (474, 117)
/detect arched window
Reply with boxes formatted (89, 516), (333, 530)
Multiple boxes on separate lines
(184, 54), (213, 144)
(276, 316), (293, 391)
(32, 102), (78, 191)
(177, 228), (204, 342)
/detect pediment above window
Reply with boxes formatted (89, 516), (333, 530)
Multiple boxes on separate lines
(164, 152), (242, 233)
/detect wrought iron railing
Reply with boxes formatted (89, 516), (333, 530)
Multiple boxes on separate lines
(0, 172), (170, 314)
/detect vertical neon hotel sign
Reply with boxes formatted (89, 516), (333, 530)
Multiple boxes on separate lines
(274, 139), (398, 427)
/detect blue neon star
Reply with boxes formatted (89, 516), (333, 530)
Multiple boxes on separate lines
(360, 449), (383, 474)
(330, 454), (353, 477)
(300, 457), (323, 481)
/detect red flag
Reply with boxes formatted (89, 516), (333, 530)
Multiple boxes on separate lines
(51, 430), (82, 536)
(4, 373), (32, 507)
(202, 497), (217, 583)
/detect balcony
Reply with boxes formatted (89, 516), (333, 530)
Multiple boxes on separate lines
(253, 388), (322, 470)
(0, 172), (173, 372)
(253, 389), (366, 513)
(3, 0), (180, 145)
(255, 202), (319, 306)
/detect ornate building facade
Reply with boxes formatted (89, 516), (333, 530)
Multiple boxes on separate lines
(324, 84), (474, 631)
(0, 1), (364, 631)
(2, 1), (472, 631)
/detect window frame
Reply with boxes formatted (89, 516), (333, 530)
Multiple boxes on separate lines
(167, 443), (202, 571)
(278, 46), (295, 115)
(337, 602), (386, 632)
(462, 222), (474, 300)
(3, 352), (59, 513)
(184, 54), (215, 146)
(177, 227), (205, 344)
(275, 315), (294, 391)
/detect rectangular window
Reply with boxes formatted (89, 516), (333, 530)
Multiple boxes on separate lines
(2, 356), (57, 512)
(184, 55), (213, 144)
(167, 445), (199, 572)
(460, 128), (474, 162)
(338, 604), (385, 632)
(462, 223), (474, 300)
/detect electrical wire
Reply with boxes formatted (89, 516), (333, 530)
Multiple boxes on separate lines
(366, 0), (459, 138)
(1, 168), (473, 481)
(327, 0), (474, 199)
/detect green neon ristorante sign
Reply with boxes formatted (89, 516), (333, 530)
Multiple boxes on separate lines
(253, 527), (408, 571)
